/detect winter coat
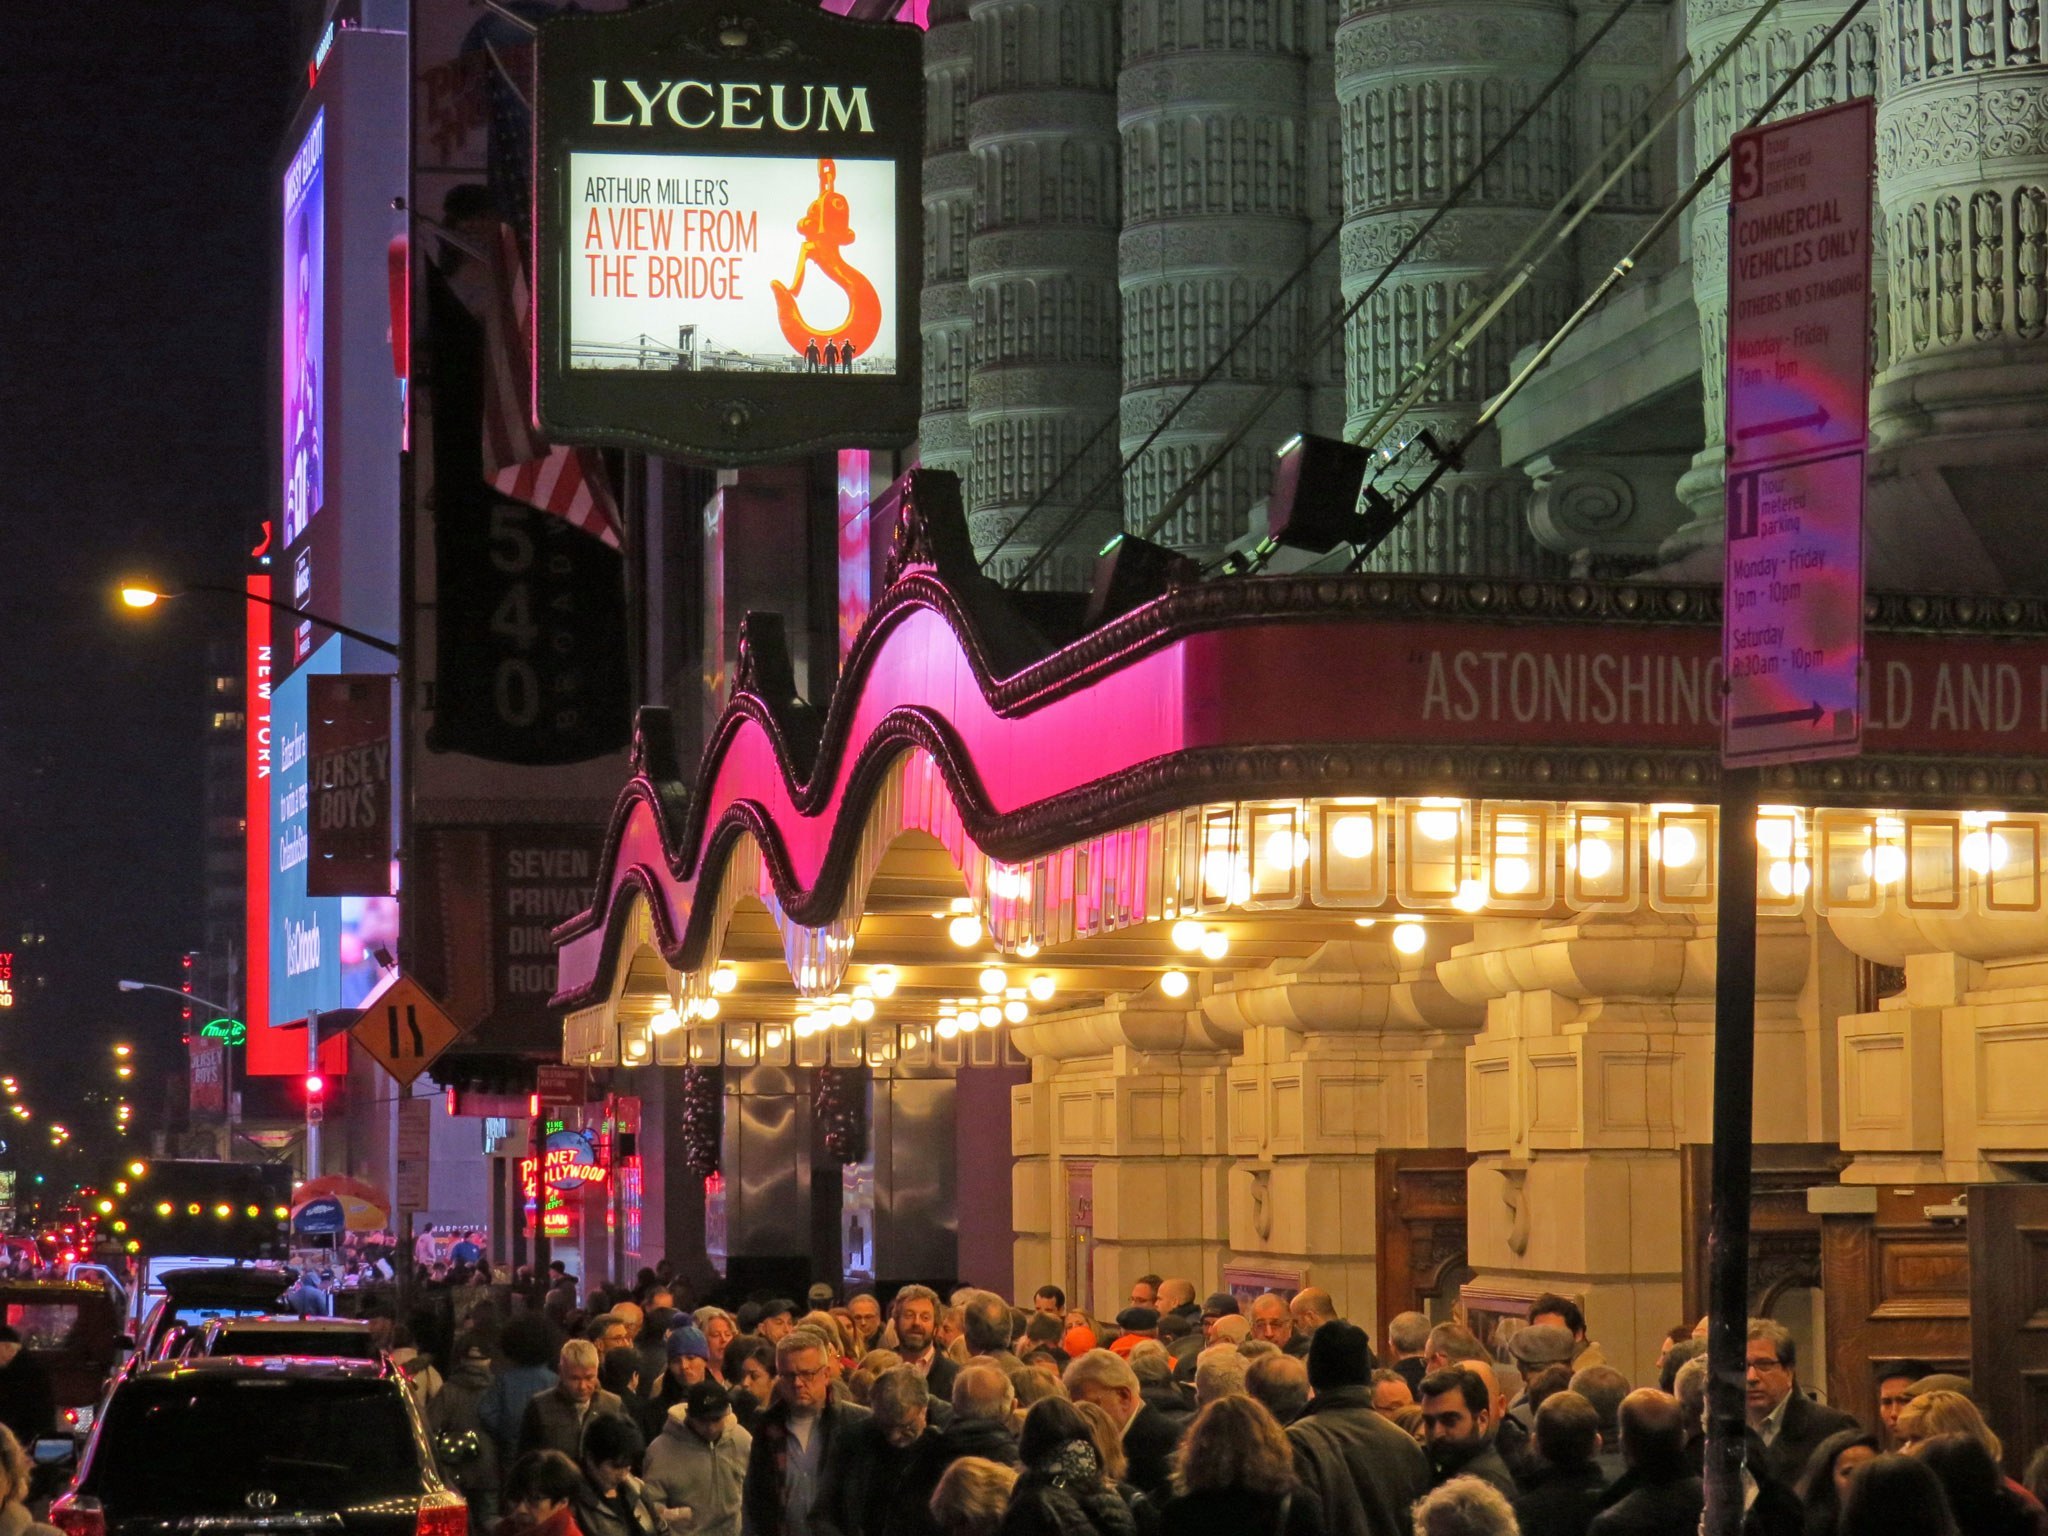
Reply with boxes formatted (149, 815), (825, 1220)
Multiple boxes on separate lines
(742, 1396), (871, 1536)
(813, 1417), (936, 1536)
(428, 1358), (504, 1527)
(481, 1363), (558, 1457)
(885, 1412), (1022, 1536)
(642, 1407), (752, 1536)
(999, 1441), (1137, 1536)
(572, 1474), (663, 1536)
(1283, 1386), (1431, 1536)
(1155, 1484), (1324, 1536)
(519, 1385), (628, 1461)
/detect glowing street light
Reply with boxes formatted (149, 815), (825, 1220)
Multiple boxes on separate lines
(116, 579), (398, 655)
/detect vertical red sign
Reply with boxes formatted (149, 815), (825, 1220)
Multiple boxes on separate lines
(245, 572), (274, 1051)
(1721, 98), (1874, 768)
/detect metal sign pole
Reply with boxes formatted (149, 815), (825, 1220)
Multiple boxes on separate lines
(1704, 767), (1759, 1536)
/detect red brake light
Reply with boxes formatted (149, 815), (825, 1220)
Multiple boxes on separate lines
(51, 1495), (105, 1536)
(416, 1497), (467, 1536)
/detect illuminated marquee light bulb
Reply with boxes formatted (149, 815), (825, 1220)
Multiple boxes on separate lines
(1027, 974), (1055, 1002)
(1014, 940), (1040, 959)
(1574, 838), (1615, 881)
(1199, 928), (1229, 961)
(979, 1004), (1001, 1027)
(850, 997), (876, 1023)
(1756, 816), (1797, 859)
(1003, 1000), (1029, 1024)
(936, 1017), (960, 1039)
(1159, 969), (1191, 999)
(1331, 815), (1375, 861)
(1863, 844), (1907, 886)
(1391, 922), (1427, 956)
(1655, 825), (1699, 868)
(1171, 920), (1204, 952)
(947, 914), (983, 947)
(1767, 860), (1812, 897)
(869, 967), (898, 998)
(1493, 857), (1532, 895)
(1414, 801), (1461, 842)
(978, 967), (1007, 995)
(1452, 878), (1487, 914)
(1263, 829), (1310, 869)
(698, 997), (721, 1021)
(1962, 829), (2010, 875)
(710, 965), (738, 995)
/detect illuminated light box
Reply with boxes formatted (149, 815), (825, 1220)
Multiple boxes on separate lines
(536, 0), (923, 461)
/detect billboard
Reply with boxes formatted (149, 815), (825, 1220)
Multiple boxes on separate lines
(282, 113), (326, 547)
(261, 639), (391, 1072)
(244, 561), (274, 1061)
(565, 151), (898, 374)
(534, 0), (924, 461)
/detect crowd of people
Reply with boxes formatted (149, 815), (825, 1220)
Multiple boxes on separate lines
(393, 1268), (2048, 1536)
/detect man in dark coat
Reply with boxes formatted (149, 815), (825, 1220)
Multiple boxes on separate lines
(882, 1364), (1020, 1536)
(1063, 1348), (1181, 1498)
(813, 1366), (936, 1536)
(888, 1286), (958, 1403)
(1286, 1321), (1432, 1536)
(1418, 1365), (1519, 1500)
(1511, 1392), (1608, 1536)
(742, 1333), (869, 1536)
(1587, 1390), (1703, 1536)
(1746, 1320), (1858, 1488)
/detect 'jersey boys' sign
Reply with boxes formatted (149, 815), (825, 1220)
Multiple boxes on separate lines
(536, 0), (922, 462)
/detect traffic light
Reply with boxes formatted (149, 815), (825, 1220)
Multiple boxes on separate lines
(181, 951), (199, 1025)
(304, 1073), (325, 1098)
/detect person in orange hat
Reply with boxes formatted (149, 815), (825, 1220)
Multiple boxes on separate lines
(1063, 1326), (1097, 1360)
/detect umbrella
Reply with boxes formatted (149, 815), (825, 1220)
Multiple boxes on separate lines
(290, 1175), (390, 1234)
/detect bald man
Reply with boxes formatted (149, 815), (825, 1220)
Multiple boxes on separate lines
(1587, 1390), (1702, 1536)
(1290, 1287), (1338, 1346)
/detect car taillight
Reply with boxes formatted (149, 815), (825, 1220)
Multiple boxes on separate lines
(416, 1495), (467, 1536)
(50, 1494), (104, 1536)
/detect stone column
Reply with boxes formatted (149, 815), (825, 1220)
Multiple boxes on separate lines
(1306, 0), (1350, 440)
(920, 0), (976, 489)
(1202, 938), (1484, 1335)
(1828, 905), (2048, 1182)
(965, 0), (1123, 589)
(1571, 2), (1674, 288)
(1667, 0), (1877, 552)
(1010, 992), (1235, 1311)
(1863, 0), (2048, 589)
(1436, 912), (1830, 1382)
(1335, 0), (1577, 577)
(1117, 0), (1312, 558)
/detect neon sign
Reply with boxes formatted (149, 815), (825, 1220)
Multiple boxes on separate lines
(0, 953), (12, 1009)
(518, 1130), (607, 1197)
(201, 1018), (247, 1047)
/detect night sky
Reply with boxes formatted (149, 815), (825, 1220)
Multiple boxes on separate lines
(0, 4), (298, 1185)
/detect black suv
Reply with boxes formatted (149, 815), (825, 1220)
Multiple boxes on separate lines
(51, 1358), (466, 1536)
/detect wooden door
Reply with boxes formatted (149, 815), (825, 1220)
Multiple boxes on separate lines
(1376, 1148), (1474, 1348)
(1821, 1183), (1971, 1431)
(1970, 1184), (2048, 1473)
(1680, 1143), (1852, 1324)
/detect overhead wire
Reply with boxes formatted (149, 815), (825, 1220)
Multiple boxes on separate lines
(1344, 0), (1875, 571)
(991, 0), (1651, 589)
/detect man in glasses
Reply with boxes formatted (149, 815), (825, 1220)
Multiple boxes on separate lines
(742, 1330), (869, 1536)
(1746, 1318), (1856, 1486)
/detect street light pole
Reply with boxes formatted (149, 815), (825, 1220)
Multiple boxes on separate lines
(119, 581), (399, 657)
(117, 979), (241, 1154)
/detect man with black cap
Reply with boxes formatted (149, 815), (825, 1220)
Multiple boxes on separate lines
(1110, 1306), (1159, 1356)
(643, 1380), (752, 1536)
(1285, 1320), (1429, 1536)
(758, 1301), (800, 1344)
(1174, 1293), (1241, 1383)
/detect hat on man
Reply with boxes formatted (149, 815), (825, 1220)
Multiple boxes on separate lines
(1507, 1323), (1578, 1369)
(668, 1325), (711, 1360)
(1115, 1307), (1160, 1333)
(806, 1283), (837, 1310)
(1202, 1292), (1241, 1319)
(1910, 1373), (1976, 1400)
(685, 1380), (732, 1421)
(1063, 1326), (1097, 1359)
(761, 1297), (800, 1322)
(1306, 1318), (1374, 1392)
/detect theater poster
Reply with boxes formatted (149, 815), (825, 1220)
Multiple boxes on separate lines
(534, 0), (923, 461)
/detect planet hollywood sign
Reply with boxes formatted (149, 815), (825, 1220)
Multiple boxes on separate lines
(518, 1129), (607, 1198)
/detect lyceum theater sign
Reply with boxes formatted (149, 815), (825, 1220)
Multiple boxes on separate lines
(535, 0), (923, 463)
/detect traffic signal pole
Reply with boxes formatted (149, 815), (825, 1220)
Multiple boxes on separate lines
(306, 1008), (322, 1178)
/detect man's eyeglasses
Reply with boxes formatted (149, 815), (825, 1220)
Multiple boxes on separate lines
(778, 1363), (830, 1383)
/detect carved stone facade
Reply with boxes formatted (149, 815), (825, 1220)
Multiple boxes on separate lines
(1334, 0), (1579, 577)
(922, 0), (977, 489)
(1668, 0), (1878, 549)
(964, 0), (1124, 589)
(1116, 0), (1313, 557)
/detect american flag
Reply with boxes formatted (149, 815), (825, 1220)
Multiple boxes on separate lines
(480, 221), (622, 549)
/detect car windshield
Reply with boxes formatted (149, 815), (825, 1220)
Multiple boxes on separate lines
(211, 1329), (373, 1359)
(87, 1376), (421, 1513)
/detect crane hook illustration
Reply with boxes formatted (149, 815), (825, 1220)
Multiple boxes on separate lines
(772, 158), (882, 369)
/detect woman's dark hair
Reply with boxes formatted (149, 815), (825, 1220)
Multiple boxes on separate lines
(724, 1334), (773, 1381)
(502, 1312), (560, 1370)
(506, 1449), (582, 1505)
(581, 1412), (645, 1470)
(600, 1346), (641, 1399)
(1175, 1396), (1293, 1497)
(1915, 1434), (2033, 1536)
(1524, 1363), (1574, 1413)
(1017, 1396), (1095, 1468)
(1793, 1428), (1880, 1534)
(1839, 1453), (1957, 1536)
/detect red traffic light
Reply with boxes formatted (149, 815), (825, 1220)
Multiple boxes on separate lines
(304, 1074), (325, 1096)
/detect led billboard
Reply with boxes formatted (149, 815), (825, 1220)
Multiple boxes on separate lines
(282, 113), (326, 547)
(535, 0), (923, 461)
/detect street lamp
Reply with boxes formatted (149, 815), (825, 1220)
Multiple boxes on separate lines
(117, 979), (240, 1150)
(115, 579), (398, 657)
